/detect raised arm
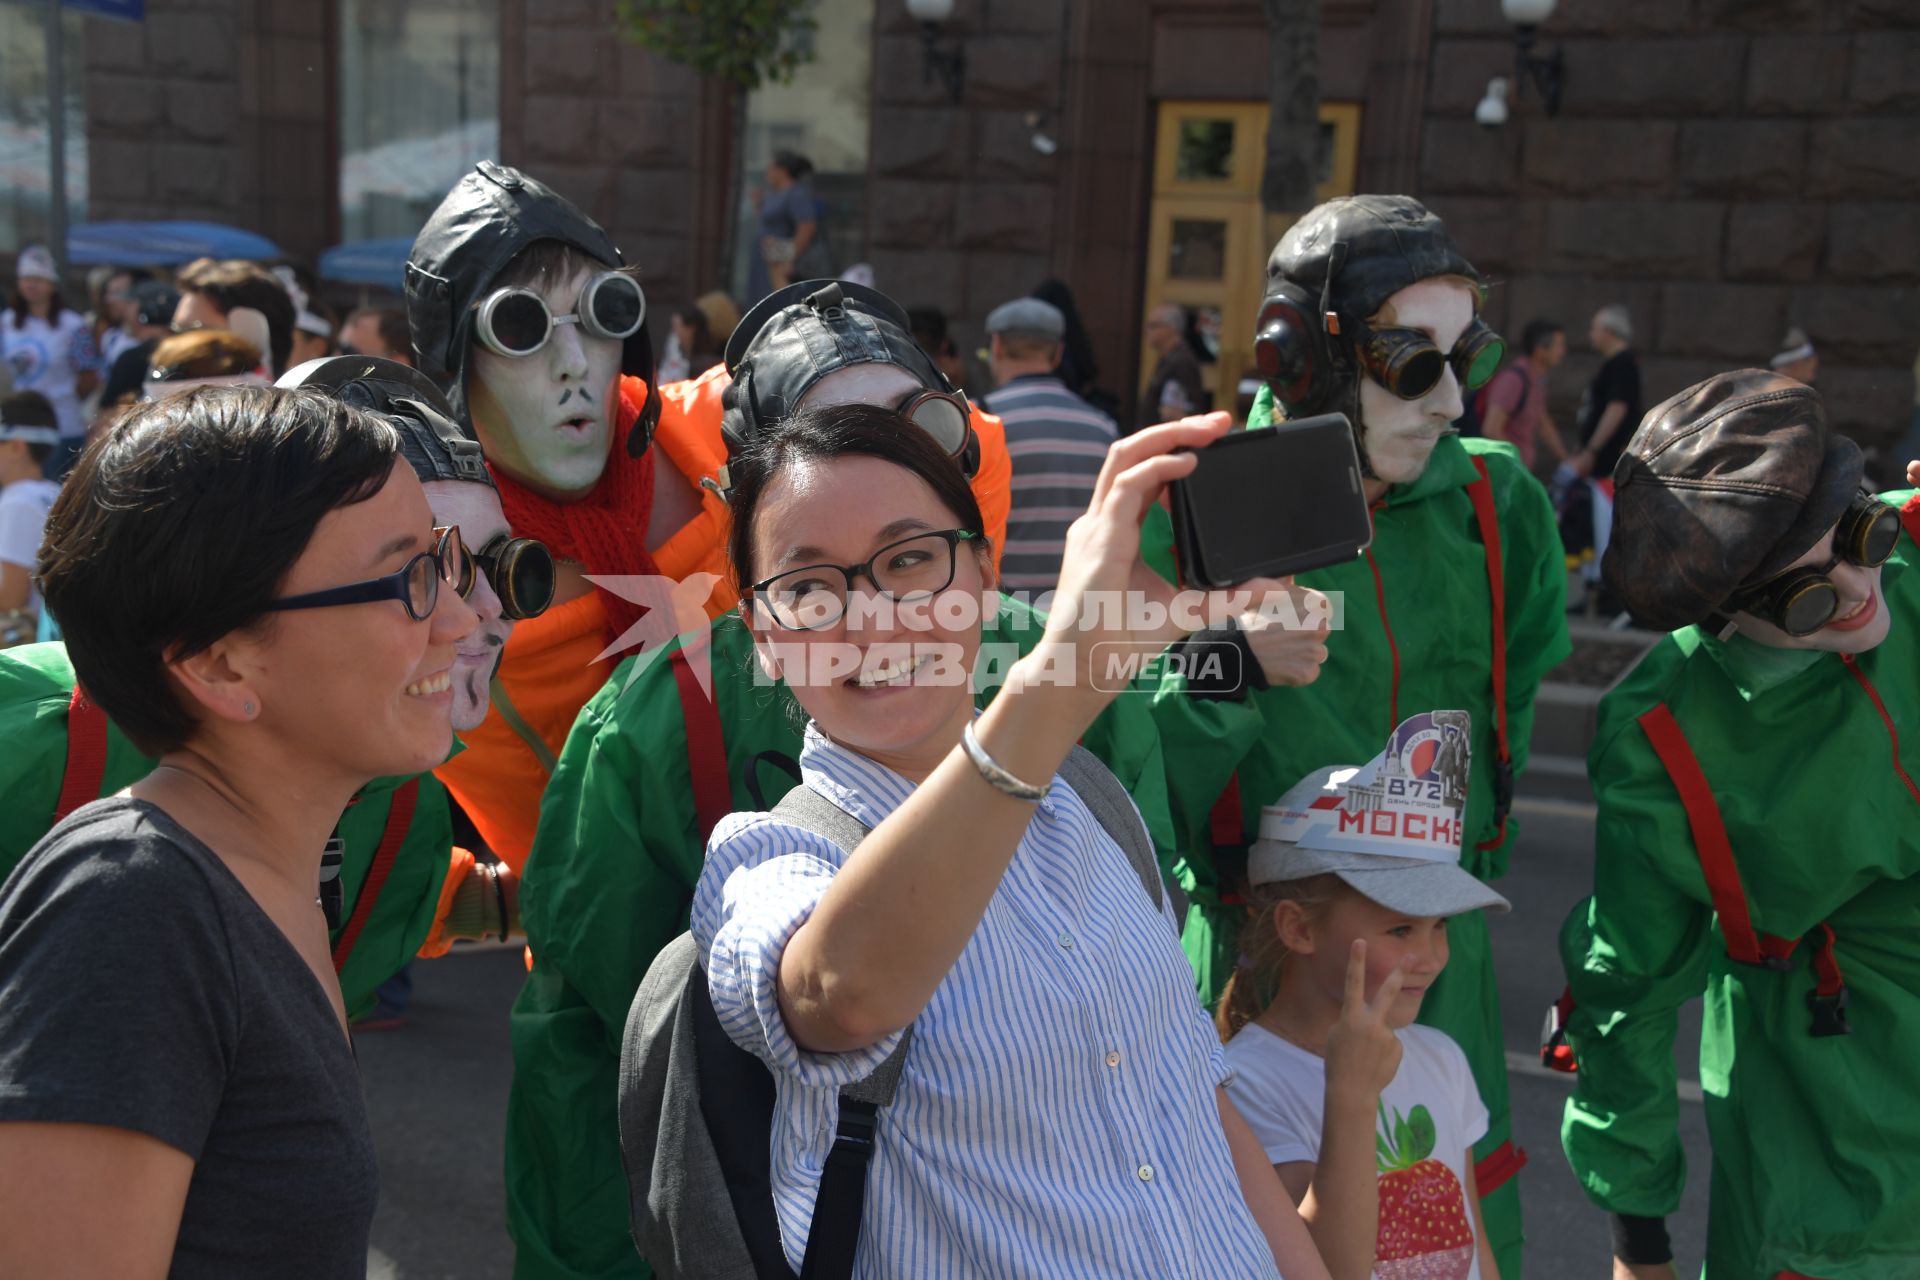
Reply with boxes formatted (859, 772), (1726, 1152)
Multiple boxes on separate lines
(776, 414), (1249, 1052)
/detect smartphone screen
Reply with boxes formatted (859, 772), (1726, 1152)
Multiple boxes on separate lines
(1173, 414), (1371, 585)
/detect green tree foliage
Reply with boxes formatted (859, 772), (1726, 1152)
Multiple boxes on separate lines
(613, 0), (819, 90)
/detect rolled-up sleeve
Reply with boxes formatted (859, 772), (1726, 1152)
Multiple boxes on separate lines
(692, 811), (906, 1089)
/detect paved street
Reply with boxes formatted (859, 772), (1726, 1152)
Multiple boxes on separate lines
(361, 771), (1712, 1278)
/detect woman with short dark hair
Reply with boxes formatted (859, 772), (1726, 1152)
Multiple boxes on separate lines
(695, 400), (1329, 1277)
(0, 384), (479, 1276)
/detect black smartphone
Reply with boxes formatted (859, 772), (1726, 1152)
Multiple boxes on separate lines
(1166, 413), (1372, 588)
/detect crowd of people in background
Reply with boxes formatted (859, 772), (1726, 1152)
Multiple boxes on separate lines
(0, 164), (1914, 1280)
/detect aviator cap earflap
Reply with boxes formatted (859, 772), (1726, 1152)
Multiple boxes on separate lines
(1254, 195), (1482, 418)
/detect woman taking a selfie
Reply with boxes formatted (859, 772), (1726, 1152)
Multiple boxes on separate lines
(693, 401), (1329, 1278)
(0, 385), (478, 1276)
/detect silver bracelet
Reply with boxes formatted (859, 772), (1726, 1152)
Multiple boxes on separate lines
(960, 721), (1051, 802)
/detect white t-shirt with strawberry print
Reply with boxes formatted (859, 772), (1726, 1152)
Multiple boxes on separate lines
(1225, 1021), (1490, 1280)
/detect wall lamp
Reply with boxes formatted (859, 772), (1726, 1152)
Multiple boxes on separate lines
(1476, 0), (1565, 125)
(905, 0), (966, 103)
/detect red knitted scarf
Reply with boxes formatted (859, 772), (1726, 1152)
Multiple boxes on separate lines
(489, 375), (659, 649)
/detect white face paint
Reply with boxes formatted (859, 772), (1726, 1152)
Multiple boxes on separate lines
(466, 266), (624, 502)
(1355, 278), (1475, 488)
(1731, 526), (1892, 656)
(797, 362), (923, 412)
(421, 479), (515, 732)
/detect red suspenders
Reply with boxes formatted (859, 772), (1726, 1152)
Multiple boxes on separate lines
(1636, 704), (1851, 1036)
(671, 646), (732, 843)
(52, 686), (108, 826)
(328, 779), (420, 974)
(1207, 461), (1514, 851)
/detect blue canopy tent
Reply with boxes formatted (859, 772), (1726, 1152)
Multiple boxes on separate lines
(67, 220), (284, 267)
(317, 238), (413, 290)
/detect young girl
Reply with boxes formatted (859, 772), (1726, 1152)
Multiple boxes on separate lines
(1222, 711), (1508, 1280)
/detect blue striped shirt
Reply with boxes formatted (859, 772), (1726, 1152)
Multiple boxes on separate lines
(983, 374), (1119, 596)
(692, 722), (1282, 1279)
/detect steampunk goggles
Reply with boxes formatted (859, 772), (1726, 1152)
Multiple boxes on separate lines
(476, 534), (556, 620)
(1353, 316), (1506, 401)
(475, 270), (646, 358)
(1726, 493), (1901, 636)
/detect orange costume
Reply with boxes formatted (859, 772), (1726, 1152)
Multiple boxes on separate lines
(434, 364), (1011, 871)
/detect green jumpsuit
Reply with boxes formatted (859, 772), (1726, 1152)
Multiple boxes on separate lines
(1142, 389), (1572, 1279)
(1562, 491), (1920, 1279)
(0, 642), (457, 1016)
(507, 595), (1183, 1280)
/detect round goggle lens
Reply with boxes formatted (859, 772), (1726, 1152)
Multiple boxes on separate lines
(503, 541), (557, 619)
(1855, 503), (1901, 568)
(1780, 581), (1840, 636)
(1389, 347), (1446, 400)
(907, 394), (970, 457)
(586, 275), (645, 339)
(1461, 337), (1506, 391)
(488, 292), (550, 355)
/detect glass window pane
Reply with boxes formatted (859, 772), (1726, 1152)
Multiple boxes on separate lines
(1168, 218), (1227, 281)
(1174, 118), (1235, 183)
(339, 0), (500, 243)
(733, 0), (874, 303)
(0, 8), (87, 253)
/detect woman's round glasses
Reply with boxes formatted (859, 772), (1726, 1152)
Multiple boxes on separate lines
(264, 525), (474, 623)
(750, 529), (979, 631)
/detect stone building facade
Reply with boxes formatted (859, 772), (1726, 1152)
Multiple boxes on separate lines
(64, 0), (1919, 445)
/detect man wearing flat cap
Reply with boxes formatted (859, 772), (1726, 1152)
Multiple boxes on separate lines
(982, 295), (1117, 595)
(1561, 369), (1920, 1279)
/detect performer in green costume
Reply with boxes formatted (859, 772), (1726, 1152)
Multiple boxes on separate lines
(0, 358), (553, 1012)
(1563, 370), (1920, 1279)
(1142, 196), (1571, 1277)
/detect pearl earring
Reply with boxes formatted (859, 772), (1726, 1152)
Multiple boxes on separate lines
(243, 701), (256, 716)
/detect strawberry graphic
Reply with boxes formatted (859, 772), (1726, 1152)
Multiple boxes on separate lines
(1373, 1102), (1475, 1279)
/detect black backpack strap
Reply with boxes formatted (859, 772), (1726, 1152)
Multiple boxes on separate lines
(744, 750), (804, 813)
(1058, 745), (1186, 926)
(769, 783), (914, 1280)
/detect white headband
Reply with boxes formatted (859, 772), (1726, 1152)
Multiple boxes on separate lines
(0, 421), (60, 445)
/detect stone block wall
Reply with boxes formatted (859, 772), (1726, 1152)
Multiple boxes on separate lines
(85, 0), (334, 262)
(865, 0), (1067, 382)
(499, 0), (725, 320)
(1421, 0), (1920, 451)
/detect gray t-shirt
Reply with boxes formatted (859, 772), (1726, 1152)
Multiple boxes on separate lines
(0, 797), (378, 1277)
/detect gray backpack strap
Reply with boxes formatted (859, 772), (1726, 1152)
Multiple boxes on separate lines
(1058, 745), (1187, 927)
(769, 784), (913, 1101)
(621, 933), (759, 1279)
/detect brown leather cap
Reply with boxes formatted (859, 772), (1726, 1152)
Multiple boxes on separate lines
(1603, 369), (1862, 631)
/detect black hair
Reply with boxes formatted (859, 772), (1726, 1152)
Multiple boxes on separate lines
(348, 306), (413, 357)
(674, 303), (717, 359)
(8, 285), (66, 329)
(770, 150), (815, 183)
(174, 257), (297, 376)
(38, 385), (400, 755)
(725, 401), (988, 593)
(1, 391), (59, 467)
(1032, 278), (1099, 394)
(1520, 318), (1564, 356)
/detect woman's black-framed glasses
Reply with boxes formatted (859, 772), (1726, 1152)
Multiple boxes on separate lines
(750, 529), (980, 631)
(264, 525), (475, 623)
